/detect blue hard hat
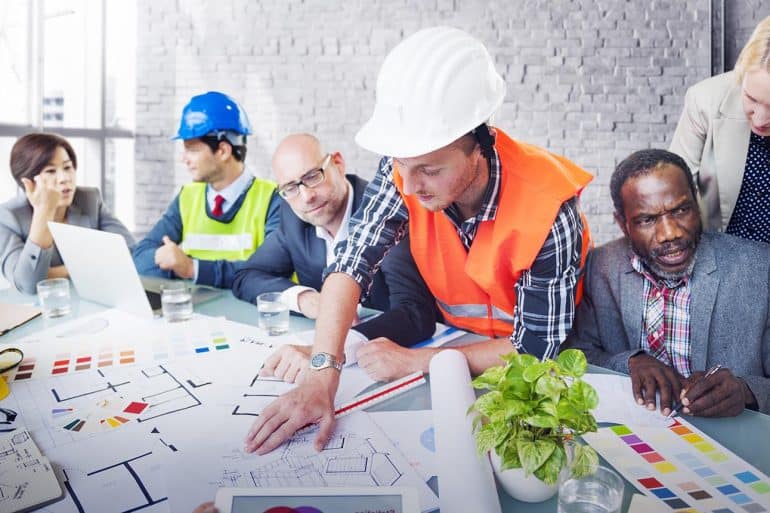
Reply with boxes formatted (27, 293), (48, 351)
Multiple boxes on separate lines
(173, 91), (252, 140)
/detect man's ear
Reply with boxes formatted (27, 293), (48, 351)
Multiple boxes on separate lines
(614, 211), (629, 238)
(216, 140), (232, 160)
(332, 151), (346, 175)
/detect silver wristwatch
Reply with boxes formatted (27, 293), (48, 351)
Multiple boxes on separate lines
(309, 352), (344, 372)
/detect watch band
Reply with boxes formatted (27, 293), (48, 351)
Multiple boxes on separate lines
(309, 352), (344, 372)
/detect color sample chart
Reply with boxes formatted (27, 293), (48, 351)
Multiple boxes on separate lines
(5, 312), (238, 382)
(52, 399), (149, 434)
(13, 357), (36, 380)
(584, 418), (770, 512)
(152, 325), (230, 361)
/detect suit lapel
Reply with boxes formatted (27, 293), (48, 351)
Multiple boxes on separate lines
(688, 236), (718, 372)
(619, 248), (644, 348)
(65, 201), (89, 228)
(714, 86), (751, 226)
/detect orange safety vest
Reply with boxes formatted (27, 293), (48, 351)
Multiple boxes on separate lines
(392, 129), (593, 338)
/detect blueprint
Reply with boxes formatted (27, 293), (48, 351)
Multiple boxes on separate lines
(0, 311), (397, 513)
(163, 411), (439, 513)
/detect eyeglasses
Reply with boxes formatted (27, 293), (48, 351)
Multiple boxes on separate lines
(278, 154), (331, 199)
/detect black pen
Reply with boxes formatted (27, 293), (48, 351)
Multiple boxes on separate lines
(666, 364), (723, 419)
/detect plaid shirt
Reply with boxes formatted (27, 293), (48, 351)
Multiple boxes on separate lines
(328, 148), (584, 361)
(631, 255), (693, 377)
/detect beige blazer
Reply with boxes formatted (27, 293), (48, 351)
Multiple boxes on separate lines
(669, 71), (751, 231)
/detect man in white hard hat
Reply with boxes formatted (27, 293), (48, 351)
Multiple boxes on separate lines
(244, 26), (594, 454)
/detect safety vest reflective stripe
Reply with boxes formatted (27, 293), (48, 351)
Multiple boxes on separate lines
(181, 233), (254, 252)
(178, 176), (276, 261)
(435, 299), (515, 324)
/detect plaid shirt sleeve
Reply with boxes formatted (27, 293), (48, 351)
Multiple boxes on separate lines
(511, 197), (584, 361)
(326, 157), (409, 298)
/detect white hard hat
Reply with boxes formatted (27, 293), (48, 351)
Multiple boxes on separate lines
(355, 26), (506, 158)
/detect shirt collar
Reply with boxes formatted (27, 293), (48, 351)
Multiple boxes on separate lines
(207, 170), (254, 207)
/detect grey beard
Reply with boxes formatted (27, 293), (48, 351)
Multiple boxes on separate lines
(642, 252), (697, 282)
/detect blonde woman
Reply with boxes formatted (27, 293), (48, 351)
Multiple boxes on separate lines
(670, 15), (770, 240)
(0, 133), (134, 294)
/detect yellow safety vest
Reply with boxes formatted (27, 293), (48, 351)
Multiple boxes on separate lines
(178, 177), (276, 261)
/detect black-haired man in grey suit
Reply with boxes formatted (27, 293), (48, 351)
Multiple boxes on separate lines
(564, 149), (770, 417)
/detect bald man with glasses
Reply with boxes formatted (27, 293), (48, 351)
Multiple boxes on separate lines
(232, 133), (437, 383)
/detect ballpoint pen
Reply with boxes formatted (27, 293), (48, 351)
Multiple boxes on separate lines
(666, 364), (723, 419)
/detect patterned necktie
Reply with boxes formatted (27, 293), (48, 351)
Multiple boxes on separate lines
(211, 194), (225, 217)
(646, 284), (670, 363)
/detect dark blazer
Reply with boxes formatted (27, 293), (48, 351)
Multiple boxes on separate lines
(232, 174), (436, 346)
(563, 232), (770, 414)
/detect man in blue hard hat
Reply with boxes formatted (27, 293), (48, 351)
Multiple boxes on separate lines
(133, 91), (281, 288)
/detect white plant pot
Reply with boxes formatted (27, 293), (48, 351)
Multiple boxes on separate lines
(489, 450), (558, 503)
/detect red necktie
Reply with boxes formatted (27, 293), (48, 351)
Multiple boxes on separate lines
(212, 194), (225, 217)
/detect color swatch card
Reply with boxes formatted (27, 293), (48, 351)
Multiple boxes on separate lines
(583, 417), (770, 513)
(51, 396), (149, 434)
(2, 309), (241, 382)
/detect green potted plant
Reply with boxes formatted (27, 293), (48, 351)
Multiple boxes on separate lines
(469, 348), (600, 502)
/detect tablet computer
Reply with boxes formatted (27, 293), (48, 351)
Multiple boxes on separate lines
(214, 486), (420, 513)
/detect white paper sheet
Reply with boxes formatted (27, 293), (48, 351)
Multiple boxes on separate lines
(429, 350), (502, 513)
(162, 411), (440, 513)
(628, 492), (666, 513)
(368, 410), (437, 481)
(582, 373), (673, 428)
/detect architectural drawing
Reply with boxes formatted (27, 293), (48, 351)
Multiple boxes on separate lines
(163, 413), (439, 513)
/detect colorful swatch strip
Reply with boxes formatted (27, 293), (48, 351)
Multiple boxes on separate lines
(53, 399), (149, 434)
(13, 357), (36, 381)
(155, 329), (231, 361)
(587, 420), (770, 513)
(47, 350), (135, 378)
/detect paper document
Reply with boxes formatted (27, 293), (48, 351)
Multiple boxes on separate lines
(0, 302), (41, 336)
(429, 350), (502, 513)
(369, 410), (437, 481)
(582, 373), (673, 428)
(0, 429), (63, 512)
(163, 411), (440, 513)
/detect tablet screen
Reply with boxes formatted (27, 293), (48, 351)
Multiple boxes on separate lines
(231, 494), (403, 513)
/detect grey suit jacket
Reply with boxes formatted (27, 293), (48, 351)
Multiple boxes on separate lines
(670, 71), (751, 231)
(0, 187), (135, 294)
(563, 232), (770, 414)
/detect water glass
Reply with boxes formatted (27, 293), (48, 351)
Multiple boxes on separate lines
(161, 282), (193, 322)
(36, 278), (71, 318)
(257, 292), (289, 335)
(558, 465), (624, 513)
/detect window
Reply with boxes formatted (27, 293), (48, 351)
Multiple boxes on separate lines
(0, 0), (136, 230)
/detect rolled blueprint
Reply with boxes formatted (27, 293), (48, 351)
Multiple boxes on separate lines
(429, 350), (502, 513)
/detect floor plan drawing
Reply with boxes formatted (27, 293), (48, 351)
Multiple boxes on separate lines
(163, 412), (440, 513)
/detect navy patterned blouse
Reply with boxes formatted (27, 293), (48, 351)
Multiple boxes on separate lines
(726, 133), (770, 243)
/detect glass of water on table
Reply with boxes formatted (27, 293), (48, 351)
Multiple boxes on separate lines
(558, 465), (624, 513)
(161, 282), (193, 322)
(257, 292), (289, 335)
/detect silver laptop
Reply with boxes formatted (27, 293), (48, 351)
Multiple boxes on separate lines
(48, 222), (222, 319)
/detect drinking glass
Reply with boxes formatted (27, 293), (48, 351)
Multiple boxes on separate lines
(256, 292), (289, 335)
(558, 465), (624, 513)
(36, 278), (71, 318)
(161, 282), (193, 322)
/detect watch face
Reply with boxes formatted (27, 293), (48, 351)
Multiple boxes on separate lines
(311, 353), (326, 368)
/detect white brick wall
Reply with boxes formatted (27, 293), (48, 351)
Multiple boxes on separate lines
(135, 0), (715, 243)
